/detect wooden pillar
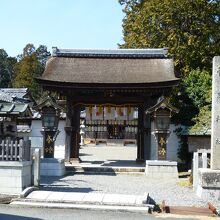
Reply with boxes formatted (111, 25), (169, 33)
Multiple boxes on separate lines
(137, 105), (145, 162)
(144, 104), (151, 160)
(64, 97), (81, 163)
(70, 104), (81, 162)
(64, 96), (73, 161)
(137, 103), (151, 162)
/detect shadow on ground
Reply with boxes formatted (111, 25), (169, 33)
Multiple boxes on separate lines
(40, 176), (96, 193)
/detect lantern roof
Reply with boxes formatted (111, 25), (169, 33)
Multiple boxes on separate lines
(146, 96), (179, 114)
(33, 96), (63, 112)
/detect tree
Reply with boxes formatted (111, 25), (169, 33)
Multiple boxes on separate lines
(119, 0), (219, 122)
(13, 54), (43, 97)
(36, 45), (51, 66)
(184, 69), (212, 133)
(184, 69), (212, 109)
(13, 44), (51, 99)
(119, 0), (218, 163)
(119, 0), (220, 75)
(0, 49), (17, 88)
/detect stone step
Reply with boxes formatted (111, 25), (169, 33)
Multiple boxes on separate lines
(65, 166), (145, 175)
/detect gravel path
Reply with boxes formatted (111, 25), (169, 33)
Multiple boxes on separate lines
(40, 146), (219, 208)
(40, 174), (219, 208)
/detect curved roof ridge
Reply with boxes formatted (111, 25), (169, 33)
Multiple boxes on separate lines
(52, 47), (168, 58)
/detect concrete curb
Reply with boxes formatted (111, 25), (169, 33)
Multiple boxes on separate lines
(10, 201), (150, 213)
(20, 186), (39, 198)
(0, 195), (17, 204)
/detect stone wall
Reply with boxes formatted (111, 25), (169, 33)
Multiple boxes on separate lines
(196, 168), (220, 200)
(0, 161), (32, 195)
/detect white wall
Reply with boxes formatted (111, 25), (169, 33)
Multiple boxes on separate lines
(150, 123), (180, 161)
(30, 120), (66, 159)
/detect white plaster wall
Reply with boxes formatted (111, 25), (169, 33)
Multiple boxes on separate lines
(150, 123), (180, 161)
(30, 120), (66, 159)
(0, 161), (32, 195)
(54, 120), (66, 159)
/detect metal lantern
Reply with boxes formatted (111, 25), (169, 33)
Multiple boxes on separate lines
(41, 106), (59, 130)
(153, 108), (171, 132)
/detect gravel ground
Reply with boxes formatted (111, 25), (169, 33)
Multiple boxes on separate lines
(40, 145), (219, 208)
(40, 174), (219, 208)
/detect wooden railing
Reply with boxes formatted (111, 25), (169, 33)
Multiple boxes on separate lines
(0, 139), (31, 161)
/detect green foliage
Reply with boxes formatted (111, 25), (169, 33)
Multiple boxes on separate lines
(184, 69), (212, 108)
(36, 45), (51, 66)
(119, 0), (220, 75)
(0, 49), (17, 88)
(190, 106), (211, 134)
(184, 69), (212, 133)
(13, 44), (50, 99)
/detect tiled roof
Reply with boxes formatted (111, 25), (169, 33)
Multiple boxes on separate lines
(181, 126), (211, 136)
(0, 103), (32, 116)
(17, 125), (31, 133)
(0, 88), (31, 103)
(0, 90), (13, 102)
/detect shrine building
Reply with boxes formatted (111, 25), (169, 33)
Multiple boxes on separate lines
(37, 48), (179, 163)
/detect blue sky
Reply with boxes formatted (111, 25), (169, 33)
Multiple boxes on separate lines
(0, 0), (124, 57)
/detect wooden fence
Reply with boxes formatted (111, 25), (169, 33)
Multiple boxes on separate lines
(193, 149), (211, 191)
(0, 139), (31, 161)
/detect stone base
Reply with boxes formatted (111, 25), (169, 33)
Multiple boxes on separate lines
(0, 161), (32, 195)
(145, 160), (178, 180)
(69, 158), (81, 164)
(40, 158), (65, 176)
(196, 168), (220, 200)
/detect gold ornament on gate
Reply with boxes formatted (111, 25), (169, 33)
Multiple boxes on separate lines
(159, 137), (166, 146)
(46, 135), (53, 144)
(158, 148), (166, 156)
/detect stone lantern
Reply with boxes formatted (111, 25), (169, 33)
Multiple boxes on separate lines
(145, 97), (179, 180)
(146, 97), (178, 160)
(35, 96), (61, 158)
(34, 96), (65, 176)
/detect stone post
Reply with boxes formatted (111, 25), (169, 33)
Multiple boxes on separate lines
(195, 57), (220, 200)
(33, 148), (40, 187)
(193, 152), (199, 191)
(202, 152), (207, 169)
(211, 56), (220, 170)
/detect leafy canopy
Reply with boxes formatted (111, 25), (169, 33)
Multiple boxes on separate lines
(13, 44), (51, 99)
(184, 69), (212, 133)
(0, 49), (17, 88)
(119, 0), (220, 75)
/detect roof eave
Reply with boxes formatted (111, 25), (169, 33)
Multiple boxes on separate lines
(36, 77), (179, 89)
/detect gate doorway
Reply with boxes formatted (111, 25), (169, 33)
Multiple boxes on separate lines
(79, 104), (139, 166)
(79, 144), (138, 167)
